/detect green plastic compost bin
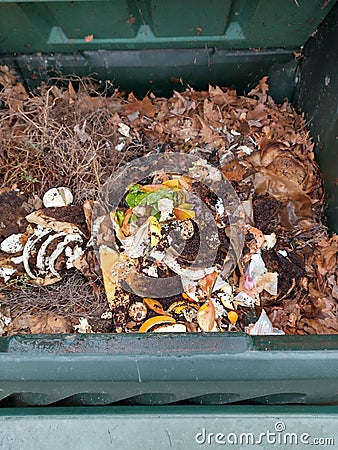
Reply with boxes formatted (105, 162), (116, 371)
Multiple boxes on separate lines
(0, 0), (337, 409)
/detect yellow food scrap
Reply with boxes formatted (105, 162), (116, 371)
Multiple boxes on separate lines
(143, 297), (168, 315)
(162, 179), (180, 188)
(167, 301), (188, 315)
(182, 292), (196, 302)
(227, 310), (239, 324)
(220, 296), (235, 310)
(149, 216), (162, 247)
(173, 207), (195, 221)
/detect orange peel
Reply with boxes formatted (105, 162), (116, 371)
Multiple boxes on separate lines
(138, 315), (176, 333)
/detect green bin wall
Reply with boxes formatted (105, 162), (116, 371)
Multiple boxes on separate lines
(0, 0), (335, 52)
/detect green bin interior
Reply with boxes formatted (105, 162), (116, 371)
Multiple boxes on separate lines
(0, 0), (337, 407)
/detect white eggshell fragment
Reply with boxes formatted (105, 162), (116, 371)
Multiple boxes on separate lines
(48, 234), (83, 277)
(118, 122), (130, 137)
(262, 232), (277, 250)
(23, 227), (52, 279)
(43, 187), (73, 208)
(0, 267), (17, 282)
(0, 233), (25, 254)
(36, 232), (67, 270)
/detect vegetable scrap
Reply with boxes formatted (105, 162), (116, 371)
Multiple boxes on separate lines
(0, 65), (337, 336)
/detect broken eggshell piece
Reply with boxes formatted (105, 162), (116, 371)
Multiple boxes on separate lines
(48, 234), (83, 277)
(0, 233), (26, 254)
(128, 302), (147, 322)
(0, 266), (17, 282)
(74, 317), (93, 333)
(36, 231), (67, 270)
(22, 225), (84, 280)
(23, 226), (52, 279)
(43, 187), (73, 208)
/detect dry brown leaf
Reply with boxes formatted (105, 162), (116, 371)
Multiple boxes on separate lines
(83, 200), (94, 231)
(221, 159), (247, 182)
(8, 313), (72, 334)
(208, 85), (238, 105)
(124, 92), (155, 118)
(318, 235), (338, 266)
(31, 275), (62, 286)
(248, 76), (269, 103)
(26, 210), (84, 235)
(29, 313), (72, 334)
(68, 81), (77, 99)
(197, 300), (216, 332)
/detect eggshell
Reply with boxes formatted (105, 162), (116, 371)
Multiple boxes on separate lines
(43, 187), (73, 208)
(0, 233), (25, 254)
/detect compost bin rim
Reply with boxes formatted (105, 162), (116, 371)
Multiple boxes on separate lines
(1, 333), (338, 354)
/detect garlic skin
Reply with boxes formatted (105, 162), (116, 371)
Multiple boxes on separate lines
(43, 187), (73, 208)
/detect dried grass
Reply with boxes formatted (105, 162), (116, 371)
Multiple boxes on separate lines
(0, 73), (144, 204)
(1, 271), (107, 319)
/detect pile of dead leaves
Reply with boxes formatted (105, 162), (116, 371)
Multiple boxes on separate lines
(0, 66), (337, 336)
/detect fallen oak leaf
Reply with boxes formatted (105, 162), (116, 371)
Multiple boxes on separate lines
(248, 76), (269, 103)
(8, 312), (72, 334)
(124, 92), (155, 118)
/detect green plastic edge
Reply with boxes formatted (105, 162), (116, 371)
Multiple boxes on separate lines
(0, 0), (335, 53)
(0, 405), (338, 416)
(1, 333), (338, 353)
